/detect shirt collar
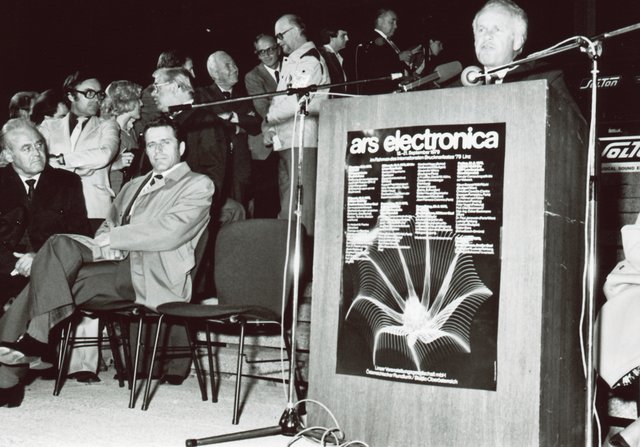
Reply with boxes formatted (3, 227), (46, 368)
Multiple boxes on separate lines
(17, 172), (42, 191)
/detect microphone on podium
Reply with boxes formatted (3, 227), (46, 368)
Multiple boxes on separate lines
(460, 65), (485, 87)
(398, 61), (462, 92)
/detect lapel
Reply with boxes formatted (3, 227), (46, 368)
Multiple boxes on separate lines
(3, 167), (28, 205)
(75, 116), (99, 150)
(257, 64), (277, 90)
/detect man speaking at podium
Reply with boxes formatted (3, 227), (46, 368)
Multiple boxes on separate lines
(466, 0), (578, 110)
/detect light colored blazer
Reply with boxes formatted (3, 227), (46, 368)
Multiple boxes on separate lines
(245, 63), (279, 161)
(98, 162), (214, 308)
(39, 114), (119, 218)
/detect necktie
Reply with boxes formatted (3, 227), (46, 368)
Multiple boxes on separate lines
(222, 91), (231, 99)
(121, 173), (152, 225)
(25, 179), (36, 201)
(70, 116), (88, 149)
(150, 174), (163, 186)
(274, 70), (280, 84)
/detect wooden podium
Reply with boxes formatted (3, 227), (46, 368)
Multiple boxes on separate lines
(308, 81), (588, 446)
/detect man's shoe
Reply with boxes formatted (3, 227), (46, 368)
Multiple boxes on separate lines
(0, 383), (25, 408)
(0, 334), (49, 367)
(68, 371), (101, 383)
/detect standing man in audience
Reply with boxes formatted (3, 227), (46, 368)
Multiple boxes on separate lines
(38, 70), (119, 383)
(0, 117), (214, 406)
(357, 8), (422, 95)
(266, 14), (329, 236)
(40, 71), (119, 231)
(244, 34), (282, 218)
(197, 51), (261, 213)
(319, 27), (349, 95)
(0, 119), (90, 316)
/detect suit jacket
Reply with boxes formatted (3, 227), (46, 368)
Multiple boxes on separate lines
(194, 83), (261, 206)
(244, 63), (279, 160)
(319, 47), (347, 94)
(0, 165), (90, 276)
(39, 114), (120, 218)
(98, 162), (214, 308)
(170, 108), (227, 211)
(358, 31), (407, 95)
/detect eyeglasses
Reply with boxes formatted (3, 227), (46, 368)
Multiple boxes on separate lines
(152, 81), (173, 92)
(146, 138), (177, 151)
(275, 27), (294, 41)
(74, 89), (106, 100)
(256, 45), (278, 57)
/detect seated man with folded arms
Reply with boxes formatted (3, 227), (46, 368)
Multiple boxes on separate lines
(0, 117), (214, 407)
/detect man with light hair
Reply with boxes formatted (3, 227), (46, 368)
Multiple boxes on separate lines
(469, 0), (580, 112)
(152, 67), (227, 202)
(267, 14), (329, 236)
(472, 0), (528, 74)
(197, 51), (261, 213)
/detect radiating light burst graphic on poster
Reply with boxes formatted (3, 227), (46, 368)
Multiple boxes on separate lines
(346, 220), (493, 372)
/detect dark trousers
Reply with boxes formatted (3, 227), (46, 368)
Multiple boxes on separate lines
(0, 234), (191, 378)
(0, 234), (135, 344)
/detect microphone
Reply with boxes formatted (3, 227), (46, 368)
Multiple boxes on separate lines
(460, 65), (484, 87)
(399, 61), (463, 92)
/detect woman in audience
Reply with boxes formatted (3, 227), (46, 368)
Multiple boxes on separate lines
(30, 89), (69, 125)
(598, 214), (640, 447)
(100, 80), (142, 193)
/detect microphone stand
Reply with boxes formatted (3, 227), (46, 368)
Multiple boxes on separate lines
(180, 73), (403, 446)
(477, 23), (638, 447)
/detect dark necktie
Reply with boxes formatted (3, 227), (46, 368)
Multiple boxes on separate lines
(150, 174), (163, 186)
(274, 70), (280, 84)
(121, 173), (152, 225)
(25, 179), (36, 201)
(222, 91), (231, 99)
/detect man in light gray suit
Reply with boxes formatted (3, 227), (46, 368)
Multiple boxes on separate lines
(244, 34), (281, 218)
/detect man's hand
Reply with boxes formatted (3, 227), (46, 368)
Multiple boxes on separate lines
(399, 50), (413, 64)
(12, 252), (36, 277)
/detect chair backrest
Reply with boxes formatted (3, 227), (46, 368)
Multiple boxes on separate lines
(214, 219), (300, 318)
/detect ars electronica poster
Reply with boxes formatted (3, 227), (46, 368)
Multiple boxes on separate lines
(336, 123), (506, 391)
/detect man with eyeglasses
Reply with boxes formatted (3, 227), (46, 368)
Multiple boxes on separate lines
(266, 14), (329, 236)
(0, 117), (214, 406)
(244, 34), (282, 218)
(38, 70), (119, 383)
(39, 70), (119, 231)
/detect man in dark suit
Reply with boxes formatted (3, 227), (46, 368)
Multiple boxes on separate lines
(319, 27), (349, 95)
(0, 117), (214, 407)
(0, 118), (90, 313)
(196, 51), (262, 213)
(244, 34), (282, 218)
(469, 0), (579, 112)
(357, 9), (420, 95)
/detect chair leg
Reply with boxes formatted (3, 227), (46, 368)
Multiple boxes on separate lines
(141, 315), (163, 411)
(105, 320), (126, 388)
(129, 315), (144, 409)
(119, 316), (134, 390)
(184, 320), (208, 402)
(53, 319), (74, 396)
(205, 324), (217, 403)
(232, 321), (246, 425)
